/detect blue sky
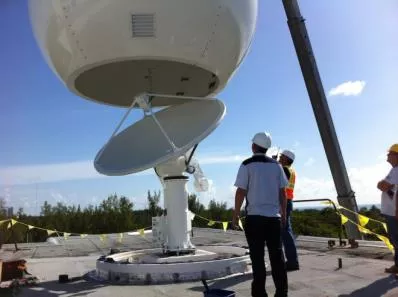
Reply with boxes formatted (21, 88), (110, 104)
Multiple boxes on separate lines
(1, 0), (397, 215)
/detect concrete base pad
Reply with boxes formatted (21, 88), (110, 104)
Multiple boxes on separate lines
(93, 246), (252, 284)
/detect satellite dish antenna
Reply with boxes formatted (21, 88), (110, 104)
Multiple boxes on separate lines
(94, 93), (224, 253)
(94, 94), (225, 176)
(27, 0), (258, 255)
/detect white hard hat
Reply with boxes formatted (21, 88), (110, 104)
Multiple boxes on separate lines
(281, 149), (295, 161)
(252, 132), (272, 149)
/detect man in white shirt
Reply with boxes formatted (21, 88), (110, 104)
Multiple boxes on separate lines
(377, 143), (398, 273)
(232, 132), (288, 297)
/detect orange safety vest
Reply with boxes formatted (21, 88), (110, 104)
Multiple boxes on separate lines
(285, 166), (296, 200)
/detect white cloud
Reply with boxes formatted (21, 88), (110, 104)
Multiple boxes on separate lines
(0, 154), (247, 186)
(199, 155), (246, 165)
(266, 146), (280, 157)
(0, 161), (103, 186)
(303, 157), (315, 167)
(198, 183), (236, 208)
(377, 154), (387, 161)
(295, 176), (335, 200)
(3, 151), (390, 210)
(294, 161), (390, 206)
(2, 158), (391, 214)
(328, 80), (366, 97)
(3, 186), (11, 205)
(91, 195), (100, 205)
(50, 191), (67, 204)
(348, 162), (390, 205)
(0, 185), (111, 215)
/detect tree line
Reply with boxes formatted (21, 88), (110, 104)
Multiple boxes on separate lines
(0, 192), (387, 246)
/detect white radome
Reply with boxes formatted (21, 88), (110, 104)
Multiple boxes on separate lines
(28, 0), (258, 107)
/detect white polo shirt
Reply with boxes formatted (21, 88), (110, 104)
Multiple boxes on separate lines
(381, 166), (398, 216)
(234, 153), (288, 217)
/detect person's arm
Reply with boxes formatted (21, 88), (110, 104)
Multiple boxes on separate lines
(282, 167), (291, 180)
(378, 180), (394, 197)
(234, 188), (247, 218)
(232, 164), (248, 227)
(377, 179), (393, 192)
(279, 164), (288, 226)
(395, 189), (398, 219)
(279, 188), (287, 226)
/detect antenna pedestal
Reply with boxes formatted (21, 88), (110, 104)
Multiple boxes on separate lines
(156, 157), (195, 255)
(163, 176), (195, 254)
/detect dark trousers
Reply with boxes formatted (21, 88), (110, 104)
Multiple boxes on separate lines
(384, 215), (398, 266)
(244, 215), (288, 297)
(282, 200), (299, 267)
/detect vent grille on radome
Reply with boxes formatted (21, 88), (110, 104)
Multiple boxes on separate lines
(131, 14), (155, 37)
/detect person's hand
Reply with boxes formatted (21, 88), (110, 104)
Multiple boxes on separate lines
(232, 212), (239, 230)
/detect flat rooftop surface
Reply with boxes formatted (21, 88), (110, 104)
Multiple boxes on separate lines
(1, 228), (398, 297)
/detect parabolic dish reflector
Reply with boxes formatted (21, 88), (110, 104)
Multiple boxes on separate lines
(94, 99), (226, 176)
